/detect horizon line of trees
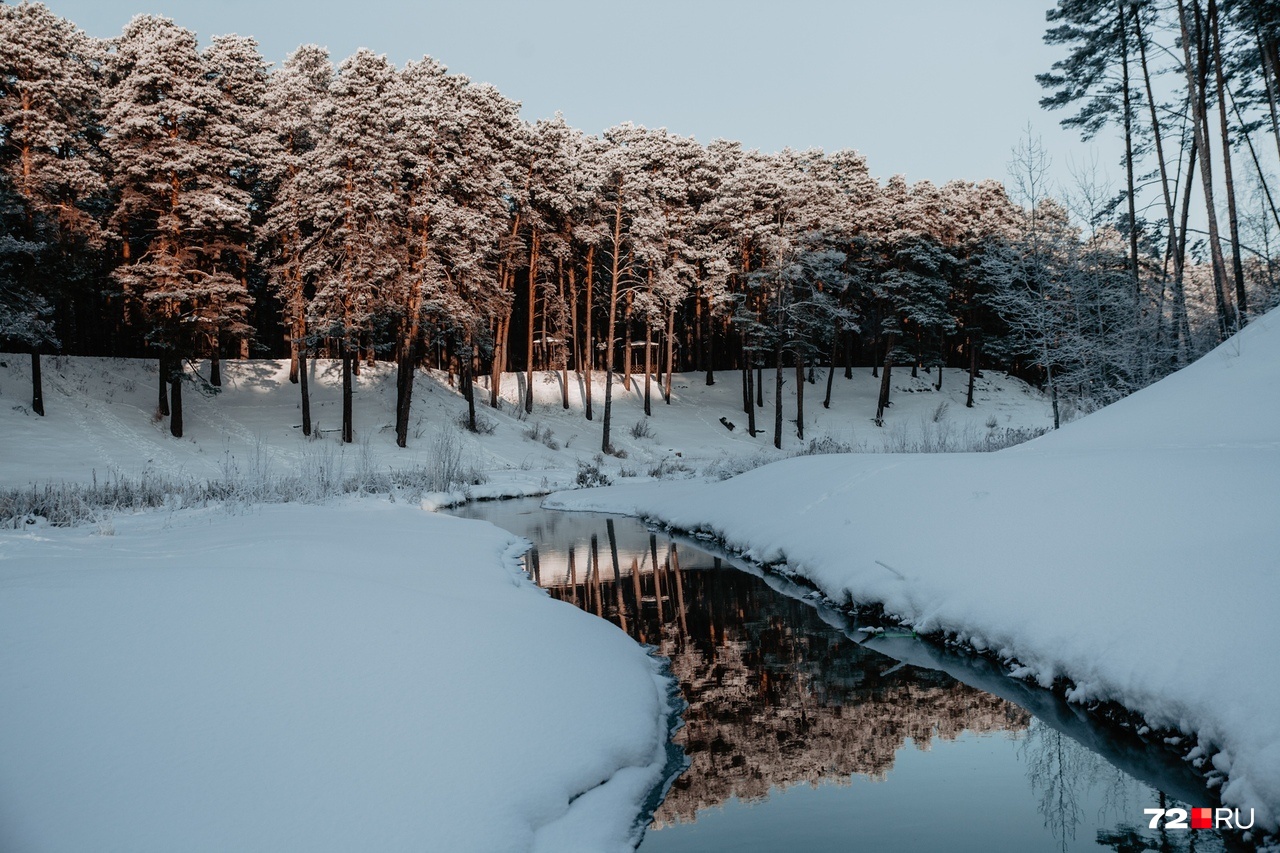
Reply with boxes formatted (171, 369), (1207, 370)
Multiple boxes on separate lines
(2, 1), (1277, 451)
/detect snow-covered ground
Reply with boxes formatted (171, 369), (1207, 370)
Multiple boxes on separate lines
(0, 502), (676, 852)
(548, 308), (1280, 839)
(0, 353), (1050, 491)
(0, 354), (1053, 850)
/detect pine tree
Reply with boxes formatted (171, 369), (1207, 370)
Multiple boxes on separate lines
(104, 15), (254, 437)
(303, 49), (402, 443)
(261, 44), (332, 435)
(0, 2), (106, 415)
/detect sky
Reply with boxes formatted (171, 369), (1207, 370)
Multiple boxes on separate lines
(39, 0), (1123, 193)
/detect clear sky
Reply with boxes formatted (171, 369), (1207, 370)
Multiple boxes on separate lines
(40, 0), (1121, 191)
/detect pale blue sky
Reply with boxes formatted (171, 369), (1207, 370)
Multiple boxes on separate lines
(42, 0), (1119, 190)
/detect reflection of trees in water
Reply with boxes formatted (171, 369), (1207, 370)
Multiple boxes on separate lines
(1020, 722), (1104, 849)
(1020, 725), (1231, 853)
(532, 534), (1030, 826)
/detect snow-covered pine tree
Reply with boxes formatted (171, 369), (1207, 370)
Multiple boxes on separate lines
(261, 44), (332, 435)
(303, 49), (403, 443)
(104, 15), (254, 437)
(202, 33), (270, 385)
(0, 2), (106, 415)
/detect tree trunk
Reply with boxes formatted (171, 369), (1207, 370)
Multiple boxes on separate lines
(560, 257), (571, 411)
(490, 308), (508, 409)
(465, 345), (477, 432)
(755, 362), (763, 409)
(1178, 0), (1233, 340)
(703, 292), (715, 386)
(1174, 134), (1198, 362)
(395, 338), (414, 448)
(1259, 30), (1280, 164)
(794, 351), (804, 440)
(935, 337), (944, 391)
(525, 229), (539, 414)
(584, 244), (595, 421)
(157, 353), (170, 417)
(875, 333), (896, 425)
(622, 290), (632, 391)
(823, 331), (837, 409)
(289, 335), (299, 384)
(744, 352), (756, 437)
(1210, 0), (1247, 326)
(773, 342), (783, 450)
(342, 344), (354, 444)
(299, 345), (311, 437)
(169, 360), (183, 438)
(844, 329), (853, 379)
(210, 352), (221, 388)
(643, 317), (652, 417)
(1118, 2), (1142, 309)
(966, 337), (977, 409)
(664, 307), (675, 404)
(30, 351), (44, 417)
(602, 198), (623, 453)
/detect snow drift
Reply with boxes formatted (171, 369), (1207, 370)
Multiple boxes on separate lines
(548, 308), (1280, 835)
(0, 502), (675, 852)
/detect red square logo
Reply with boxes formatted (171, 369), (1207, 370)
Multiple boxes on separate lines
(1191, 808), (1213, 829)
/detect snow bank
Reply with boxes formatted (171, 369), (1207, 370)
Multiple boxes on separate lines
(0, 502), (674, 852)
(0, 353), (1049, 491)
(548, 309), (1280, 834)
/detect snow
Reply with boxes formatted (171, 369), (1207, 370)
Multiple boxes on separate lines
(0, 354), (1050, 492)
(0, 502), (675, 852)
(547, 308), (1280, 834)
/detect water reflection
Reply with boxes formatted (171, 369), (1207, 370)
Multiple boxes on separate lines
(444, 500), (1240, 851)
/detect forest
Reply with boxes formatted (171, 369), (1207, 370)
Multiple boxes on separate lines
(2, 0), (1278, 451)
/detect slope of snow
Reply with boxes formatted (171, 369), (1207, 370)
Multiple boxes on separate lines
(0, 353), (1049, 490)
(548, 309), (1280, 835)
(0, 502), (675, 852)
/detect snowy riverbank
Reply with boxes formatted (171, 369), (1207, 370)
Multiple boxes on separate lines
(0, 501), (676, 852)
(547, 308), (1280, 838)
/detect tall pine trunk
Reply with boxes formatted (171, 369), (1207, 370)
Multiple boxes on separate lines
(525, 229), (539, 415)
(773, 341), (783, 450)
(643, 317), (652, 417)
(1210, 0), (1247, 326)
(584, 244), (595, 421)
(490, 310), (508, 409)
(395, 338), (415, 448)
(1118, 3), (1142, 309)
(794, 352), (804, 441)
(341, 344), (354, 444)
(664, 307), (675, 404)
(823, 330), (837, 409)
(169, 359), (183, 438)
(1178, 0), (1233, 340)
(1174, 135), (1199, 361)
(703, 292), (715, 386)
(299, 345), (311, 436)
(601, 198), (622, 453)
(30, 351), (44, 416)
(464, 344), (478, 432)
(875, 333), (896, 426)
(157, 353), (170, 417)
(966, 337), (978, 409)
(1136, 6), (1184, 361)
(622, 290), (632, 391)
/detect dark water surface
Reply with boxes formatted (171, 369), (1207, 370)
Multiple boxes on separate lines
(446, 497), (1239, 852)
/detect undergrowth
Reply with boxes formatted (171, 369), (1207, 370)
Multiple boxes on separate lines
(1, 427), (485, 528)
